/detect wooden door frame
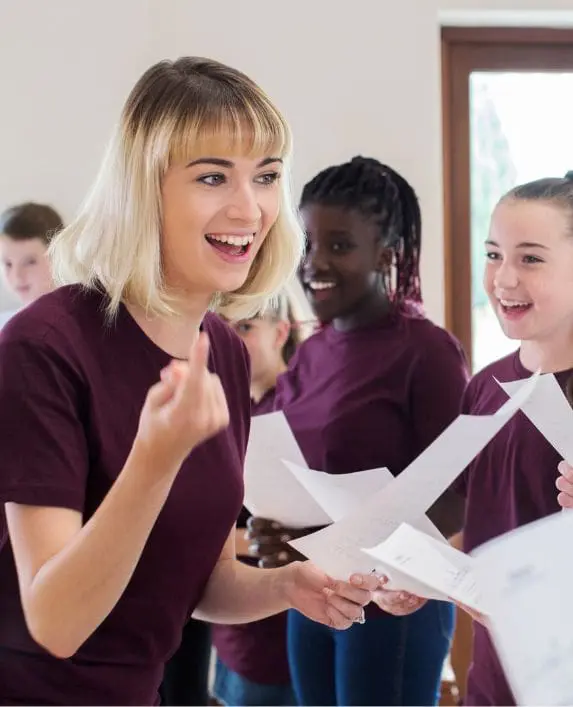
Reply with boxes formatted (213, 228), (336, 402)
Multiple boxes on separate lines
(441, 27), (573, 366)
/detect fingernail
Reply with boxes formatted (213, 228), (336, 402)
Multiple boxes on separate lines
(323, 587), (335, 598)
(350, 574), (363, 586)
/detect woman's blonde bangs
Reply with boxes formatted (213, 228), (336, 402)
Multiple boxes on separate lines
(167, 91), (291, 166)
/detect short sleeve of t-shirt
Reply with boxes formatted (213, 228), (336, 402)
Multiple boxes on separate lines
(0, 327), (89, 512)
(408, 326), (469, 453)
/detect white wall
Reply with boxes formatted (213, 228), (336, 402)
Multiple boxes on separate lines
(0, 0), (155, 308)
(1, 0), (571, 319)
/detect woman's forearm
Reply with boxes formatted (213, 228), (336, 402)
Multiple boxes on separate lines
(8, 444), (180, 658)
(193, 557), (292, 624)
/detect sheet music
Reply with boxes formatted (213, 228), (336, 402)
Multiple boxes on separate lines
(243, 412), (331, 527)
(290, 373), (539, 580)
(363, 523), (484, 612)
(472, 511), (573, 705)
(283, 462), (395, 522)
(498, 373), (573, 463)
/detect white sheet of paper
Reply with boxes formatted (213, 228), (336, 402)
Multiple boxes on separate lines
(472, 510), (573, 706)
(290, 506), (445, 580)
(283, 461), (395, 522)
(290, 372), (540, 579)
(243, 412), (331, 527)
(498, 373), (573, 463)
(363, 523), (484, 612)
(368, 369), (541, 516)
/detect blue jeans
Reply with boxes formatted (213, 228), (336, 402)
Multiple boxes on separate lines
(213, 658), (297, 706)
(287, 601), (454, 706)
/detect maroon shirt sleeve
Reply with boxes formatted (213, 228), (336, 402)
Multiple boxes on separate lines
(0, 331), (89, 511)
(408, 328), (470, 453)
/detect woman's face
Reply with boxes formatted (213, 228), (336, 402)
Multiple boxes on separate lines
(161, 153), (283, 304)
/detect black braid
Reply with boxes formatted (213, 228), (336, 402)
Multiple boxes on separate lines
(300, 156), (422, 304)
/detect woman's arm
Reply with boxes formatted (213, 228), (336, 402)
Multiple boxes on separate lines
(7, 335), (228, 659)
(7, 445), (180, 658)
(194, 528), (376, 628)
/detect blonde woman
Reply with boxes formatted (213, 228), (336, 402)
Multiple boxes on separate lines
(0, 57), (376, 706)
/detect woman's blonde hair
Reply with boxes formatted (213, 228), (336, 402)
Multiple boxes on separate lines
(50, 57), (305, 319)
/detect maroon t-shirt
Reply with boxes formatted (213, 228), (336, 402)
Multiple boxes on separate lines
(274, 311), (469, 477)
(211, 387), (291, 686)
(0, 285), (250, 706)
(274, 311), (469, 618)
(456, 351), (564, 706)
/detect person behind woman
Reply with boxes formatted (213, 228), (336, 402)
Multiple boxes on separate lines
(451, 173), (573, 706)
(248, 156), (469, 706)
(211, 292), (301, 706)
(0, 202), (63, 325)
(0, 58), (377, 706)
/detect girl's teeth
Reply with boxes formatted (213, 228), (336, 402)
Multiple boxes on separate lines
(310, 282), (336, 290)
(501, 300), (530, 308)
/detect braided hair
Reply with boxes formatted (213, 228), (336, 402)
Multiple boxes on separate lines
(300, 156), (422, 306)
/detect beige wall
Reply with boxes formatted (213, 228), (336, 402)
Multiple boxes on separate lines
(1, 0), (571, 318)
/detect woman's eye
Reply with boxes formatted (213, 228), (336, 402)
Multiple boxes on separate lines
(197, 174), (226, 186)
(255, 171), (281, 186)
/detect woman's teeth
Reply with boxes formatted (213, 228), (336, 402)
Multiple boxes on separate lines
(206, 234), (254, 246)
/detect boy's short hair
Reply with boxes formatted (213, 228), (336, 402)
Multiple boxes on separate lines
(0, 202), (64, 246)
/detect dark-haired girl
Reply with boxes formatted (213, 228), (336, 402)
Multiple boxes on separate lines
(249, 156), (469, 706)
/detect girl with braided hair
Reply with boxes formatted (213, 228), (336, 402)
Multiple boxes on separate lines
(248, 156), (469, 705)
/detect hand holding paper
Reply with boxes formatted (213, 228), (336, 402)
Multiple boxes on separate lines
(362, 523), (485, 613)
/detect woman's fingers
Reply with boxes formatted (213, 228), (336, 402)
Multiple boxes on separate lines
(324, 589), (367, 626)
(328, 579), (372, 607)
